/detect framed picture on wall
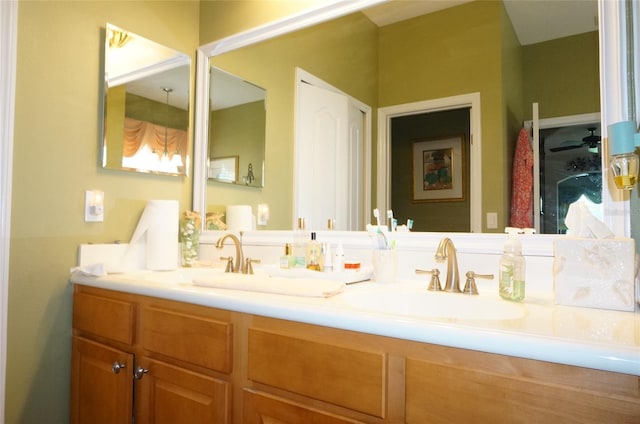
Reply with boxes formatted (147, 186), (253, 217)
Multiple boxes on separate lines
(412, 136), (465, 202)
(208, 156), (238, 183)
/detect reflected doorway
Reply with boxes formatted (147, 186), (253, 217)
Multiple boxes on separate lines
(538, 121), (602, 233)
(390, 108), (471, 232)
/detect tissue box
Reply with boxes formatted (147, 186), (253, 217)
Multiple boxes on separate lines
(553, 238), (636, 312)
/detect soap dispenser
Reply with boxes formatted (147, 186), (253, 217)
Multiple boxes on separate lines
(499, 228), (525, 302)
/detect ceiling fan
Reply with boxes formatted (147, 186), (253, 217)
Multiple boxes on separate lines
(549, 127), (601, 153)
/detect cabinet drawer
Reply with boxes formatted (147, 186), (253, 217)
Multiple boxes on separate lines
(405, 357), (640, 424)
(73, 292), (135, 345)
(141, 306), (233, 373)
(243, 389), (366, 424)
(248, 329), (386, 418)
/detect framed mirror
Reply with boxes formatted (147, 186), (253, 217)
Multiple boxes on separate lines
(194, 0), (631, 236)
(208, 67), (266, 187)
(102, 23), (191, 176)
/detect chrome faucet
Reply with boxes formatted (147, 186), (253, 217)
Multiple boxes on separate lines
(435, 237), (461, 293)
(215, 233), (244, 273)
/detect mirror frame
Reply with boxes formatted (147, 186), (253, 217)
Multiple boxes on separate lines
(194, 0), (632, 238)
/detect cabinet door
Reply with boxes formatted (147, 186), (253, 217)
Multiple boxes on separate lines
(70, 336), (134, 424)
(243, 389), (365, 424)
(134, 357), (230, 424)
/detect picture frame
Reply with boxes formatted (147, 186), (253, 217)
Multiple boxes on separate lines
(412, 136), (465, 202)
(208, 156), (238, 184)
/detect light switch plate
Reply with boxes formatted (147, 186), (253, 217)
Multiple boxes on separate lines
(486, 212), (498, 229)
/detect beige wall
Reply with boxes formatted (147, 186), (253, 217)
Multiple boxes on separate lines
(8, 2), (198, 422)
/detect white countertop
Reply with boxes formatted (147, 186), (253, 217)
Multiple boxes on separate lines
(70, 268), (640, 376)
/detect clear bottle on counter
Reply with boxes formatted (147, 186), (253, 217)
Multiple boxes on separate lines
(293, 217), (308, 268)
(499, 229), (525, 302)
(333, 242), (345, 272)
(322, 242), (333, 272)
(306, 232), (322, 271)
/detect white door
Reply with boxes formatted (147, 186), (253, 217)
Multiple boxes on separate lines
(295, 81), (364, 231)
(347, 102), (364, 230)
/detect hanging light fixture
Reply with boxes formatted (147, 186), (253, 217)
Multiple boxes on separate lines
(159, 87), (184, 168)
(161, 87), (173, 163)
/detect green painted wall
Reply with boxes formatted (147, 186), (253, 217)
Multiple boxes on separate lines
(210, 100), (266, 186)
(9, 2), (198, 423)
(522, 31), (600, 119)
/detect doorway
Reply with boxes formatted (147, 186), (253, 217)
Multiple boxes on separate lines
(377, 93), (482, 233)
(390, 108), (471, 232)
(538, 121), (602, 234)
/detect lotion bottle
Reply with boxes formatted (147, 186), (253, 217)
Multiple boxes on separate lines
(499, 229), (525, 302)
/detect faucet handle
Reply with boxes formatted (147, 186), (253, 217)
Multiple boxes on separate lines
(244, 258), (261, 275)
(220, 256), (234, 273)
(463, 271), (494, 295)
(415, 268), (442, 291)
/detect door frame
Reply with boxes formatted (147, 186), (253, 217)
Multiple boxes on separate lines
(377, 93), (482, 233)
(0, 0), (18, 417)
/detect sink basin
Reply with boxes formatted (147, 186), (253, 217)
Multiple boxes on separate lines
(334, 288), (526, 320)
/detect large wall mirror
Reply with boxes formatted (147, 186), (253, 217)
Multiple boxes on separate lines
(102, 23), (191, 176)
(194, 0), (631, 236)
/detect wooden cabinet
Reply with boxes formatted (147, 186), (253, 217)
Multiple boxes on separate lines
(405, 352), (640, 423)
(134, 357), (230, 423)
(70, 336), (133, 424)
(243, 389), (365, 424)
(72, 285), (640, 423)
(71, 286), (232, 424)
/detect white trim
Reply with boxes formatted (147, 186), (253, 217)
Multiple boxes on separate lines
(193, 0), (386, 225)
(377, 93), (482, 233)
(0, 0), (18, 419)
(599, 0), (631, 237)
(198, 0), (387, 58)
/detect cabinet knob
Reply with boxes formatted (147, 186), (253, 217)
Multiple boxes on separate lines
(134, 366), (149, 380)
(111, 361), (126, 375)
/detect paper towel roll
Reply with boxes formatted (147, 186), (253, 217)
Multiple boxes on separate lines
(226, 205), (253, 232)
(129, 200), (179, 271)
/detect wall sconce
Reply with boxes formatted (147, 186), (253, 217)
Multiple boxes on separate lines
(85, 190), (104, 222)
(608, 120), (640, 190)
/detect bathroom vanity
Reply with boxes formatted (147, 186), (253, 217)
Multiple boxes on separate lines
(70, 269), (640, 424)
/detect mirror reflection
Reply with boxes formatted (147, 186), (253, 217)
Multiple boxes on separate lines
(102, 23), (191, 176)
(208, 67), (266, 187)
(196, 1), (599, 232)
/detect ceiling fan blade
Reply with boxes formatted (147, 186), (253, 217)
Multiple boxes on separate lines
(550, 144), (583, 152)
